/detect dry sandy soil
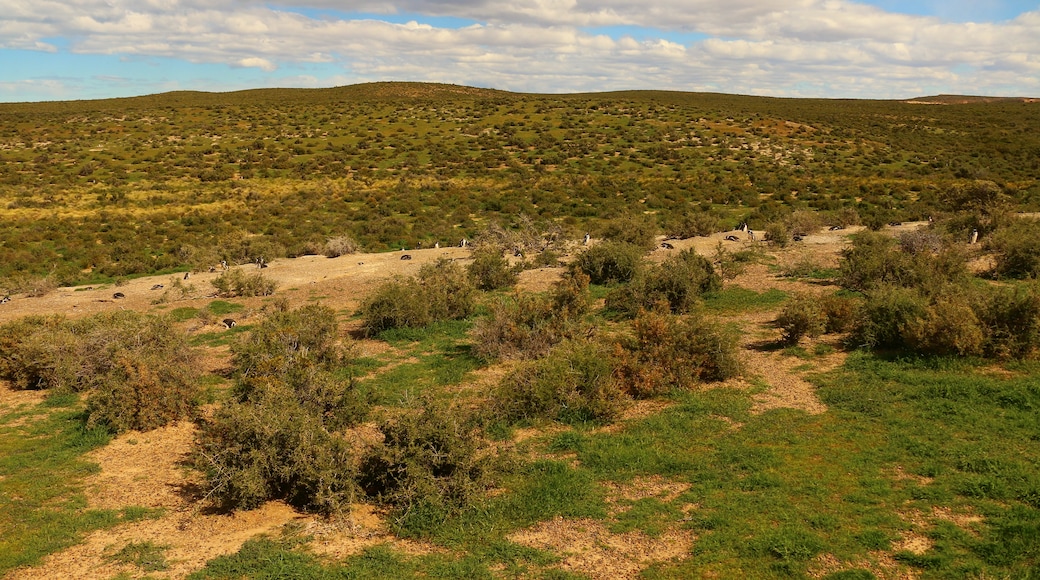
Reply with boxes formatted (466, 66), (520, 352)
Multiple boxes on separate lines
(1, 222), (932, 579)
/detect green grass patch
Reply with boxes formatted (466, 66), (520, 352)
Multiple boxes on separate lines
(189, 324), (251, 347)
(704, 287), (788, 312)
(169, 306), (199, 322)
(107, 541), (170, 572)
(0, 404), (145, 575)
(205, 300), (244, 316)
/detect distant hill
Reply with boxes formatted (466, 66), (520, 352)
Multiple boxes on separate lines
(903, 94), (1039, 105)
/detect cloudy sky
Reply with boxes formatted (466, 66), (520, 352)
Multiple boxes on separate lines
(1, 0), (1038, 102)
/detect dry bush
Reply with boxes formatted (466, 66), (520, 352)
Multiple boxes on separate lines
(819, 293), (862, 334)
(490, 340), (627, 425)
(471, 272), (590, 361)
(211, 269), (276, 298)
(1, 272), (58, 297)
(601, 214), (659, 251)
(764, 221), (792, 247)
(899, 228), (944, 256)
(0, 311), (200, 432)
(324, 235), (360, 258)
(973, 283), (1040, 359)
(787, 210), (822, 237)
(614, 308), (742, 399)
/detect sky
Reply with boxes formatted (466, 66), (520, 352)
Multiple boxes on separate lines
(1, 0), (1038, 102)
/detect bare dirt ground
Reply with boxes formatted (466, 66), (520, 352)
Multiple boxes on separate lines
(1, 223), (932, 579)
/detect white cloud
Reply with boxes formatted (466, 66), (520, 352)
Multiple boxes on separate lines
(0, 0), (1038, 99)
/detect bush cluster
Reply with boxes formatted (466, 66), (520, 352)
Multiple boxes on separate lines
(838, 231), (968, 293)
(600, 214), (659, 251)
(359, 400), (497, 527)
(854, 283), (1040, 359)
(211, 269), (277, 298)
(360, 259), (475, 334)
(614, 309), (742, 398)
(570, 241), (645, 285)
(195, 304), (369, 514)
(490, 340), (627, 425)
(471, 271), (590, 361)
(667, 210), (721, 239)
(606, 249), (721, 316)
(466, 248), (519, 291)
(0, 311), (199, 432)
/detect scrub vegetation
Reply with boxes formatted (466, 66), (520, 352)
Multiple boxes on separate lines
(1, 83), (1039, 579)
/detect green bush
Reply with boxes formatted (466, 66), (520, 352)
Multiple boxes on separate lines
(764, 221), (792, 247)
(839, 231), (967, 293)
(819, 293), (862, 334)
(854, 285), (930, 350)
(989, 219), (1040, 279)
(359, 400), (497, 523)
(360, 259), (475, 334)
(467, 248), (519, 291)
(194, 380), (359, 514)
(601, 214), (658, 251)
(570, 241), (644, 285)
(973, 283), (1040, 359)
(491, 340), (627, 424)
(606, 249), (720, 316)
(902, 294), (985, 357)
(614, 309), (742, 398)
(471, 272), (590, 361)
(776, 294), (826, 345)
(211, 269), (276, 298)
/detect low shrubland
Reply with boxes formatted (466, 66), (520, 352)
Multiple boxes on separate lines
(569, 241), (645, 285)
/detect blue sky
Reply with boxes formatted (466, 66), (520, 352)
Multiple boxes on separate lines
(1, 0), (1038, 102)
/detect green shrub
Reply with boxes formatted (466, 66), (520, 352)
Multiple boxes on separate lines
(491, 340), (627, 424)
(570, 241), (644, 285)
(973, 283), (1040, 359)
(606, 249), (720, 316)
(614, 309), (742, 398)
(839, 231), (968, 293)
(854, 285), (930, 350)
(467, 248), (518, 291)
(359, 400), (497, 523)
(194, 380), (359, 514)
(361, 259), (475, 334)
(989, 219), (1040, 279)
(776, 294), (826, 345)
(211, 269), (276, 298)
(471, 272), (590, 361)
(195, 305), (368, 514)
(902, 294), (985, 357)
(601, 214), (658, 251)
